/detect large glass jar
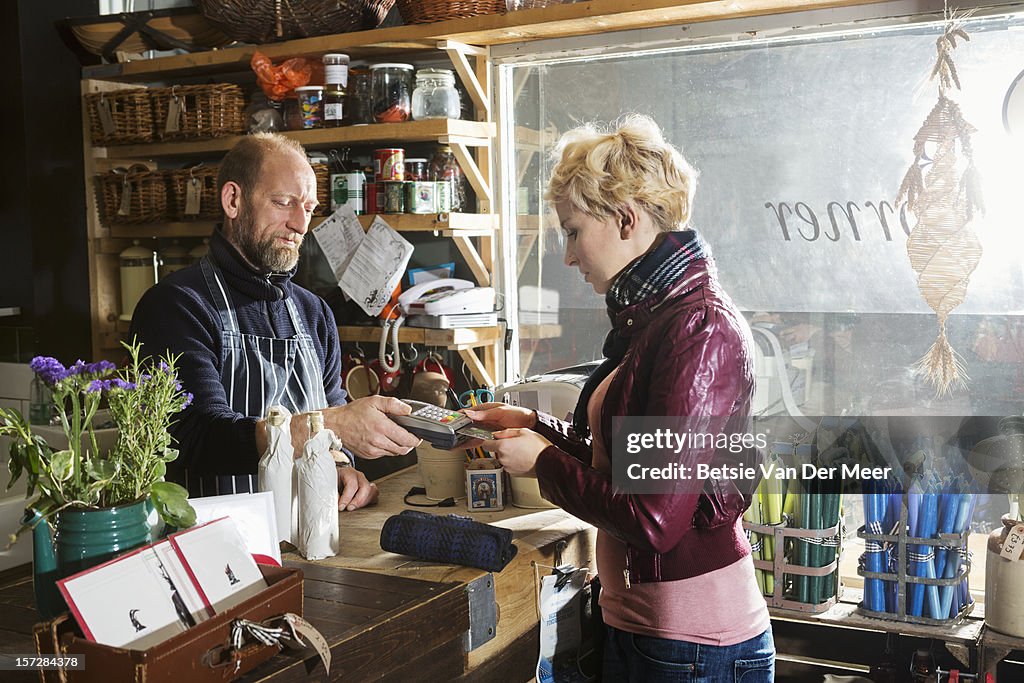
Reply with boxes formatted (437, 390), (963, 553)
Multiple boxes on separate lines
(429, 145), (469, 212)
(370, 63), (413, 123)
(412, 68), (460, 120)
(322, 53), (349, 128)
(346, 68), (373, 125)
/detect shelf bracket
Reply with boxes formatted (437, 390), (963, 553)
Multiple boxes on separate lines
(438, 40), (490, 119)
(452, 235), (491, 287)
(458, 348), (494, 388)
(444, 140), (492, 205)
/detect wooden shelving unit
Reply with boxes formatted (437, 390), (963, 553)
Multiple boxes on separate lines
(94, 119), (496, 159)
(81, 0), (883, 83)
(82, 37), (499, 385)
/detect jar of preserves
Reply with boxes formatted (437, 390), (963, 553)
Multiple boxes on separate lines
(346, 68), (373, 125)
(429, 145), (469, 212)
(412, 68), (460, 120)
(370, 63), (413, 123)
(404, 158), (428, 181)
(322, 53), (349, 128)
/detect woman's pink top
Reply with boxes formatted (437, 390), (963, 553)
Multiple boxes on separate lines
(588, 369), (770, 645)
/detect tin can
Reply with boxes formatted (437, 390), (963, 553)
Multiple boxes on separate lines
(331, 172), (365, 214)
(382, 181), (406, 213)
(374, 148), (404, 182)
(435, 180), (452, 213)
(405, 181), (436, 214)
(466, 458), (506, 512)
(365, 182), (383, 214)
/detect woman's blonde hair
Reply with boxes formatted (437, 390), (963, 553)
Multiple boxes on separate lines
(544, 114), (697, 231)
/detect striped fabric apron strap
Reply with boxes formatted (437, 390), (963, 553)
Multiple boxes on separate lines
(187, 257), (329, 497)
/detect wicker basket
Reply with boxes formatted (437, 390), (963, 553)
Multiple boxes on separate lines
(95, 169), (170, 225)
(397, 0), (505, 23)
(168, 165), (222, 221)
(312, 163), (331, 216)
(150, 84), (246, 141)
(85, 89), (154, 146)
(194, 0), (396, 43)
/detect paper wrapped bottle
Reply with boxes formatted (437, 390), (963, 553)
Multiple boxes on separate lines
(296, 411), (340, 560)
(258, 405), (295, 544)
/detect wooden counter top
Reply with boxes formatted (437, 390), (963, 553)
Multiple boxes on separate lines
(0, 465), (596, 682)
(283, 464), (597, 676)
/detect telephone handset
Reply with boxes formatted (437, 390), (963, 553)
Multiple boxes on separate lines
(397, 278), (475, 312)
(379, 279), (492, 376)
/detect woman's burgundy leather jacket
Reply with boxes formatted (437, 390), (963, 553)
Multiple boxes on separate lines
(533, 257), (759, 585)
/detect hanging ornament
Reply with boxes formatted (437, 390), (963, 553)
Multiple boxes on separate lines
(896, 16), (984, 397)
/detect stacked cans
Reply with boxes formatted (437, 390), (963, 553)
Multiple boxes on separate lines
(366, 148), (452, 215)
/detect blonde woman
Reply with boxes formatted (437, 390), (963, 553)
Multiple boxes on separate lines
(467, 115), (773, 681)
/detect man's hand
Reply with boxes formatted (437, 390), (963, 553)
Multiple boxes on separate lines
(337, 466), (378, 511)
(323, 396), (420, 458)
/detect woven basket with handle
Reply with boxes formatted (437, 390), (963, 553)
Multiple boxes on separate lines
(168, 165), (222, 221)
(311, 163), (332, 216)
(95, 168), (170, 225)
(85, 89), (154, 146)
(397, 0), (505, 24)
(195, 0), (396, 43)
(150, 84), (246, 141)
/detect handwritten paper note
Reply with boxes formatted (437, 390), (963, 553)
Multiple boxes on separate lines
(339, 217), (413, 316)
(309, 205), (367, 280)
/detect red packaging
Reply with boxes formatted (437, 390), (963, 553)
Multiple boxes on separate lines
(365, 182), (384, 214)
(374, 148), (404, 182)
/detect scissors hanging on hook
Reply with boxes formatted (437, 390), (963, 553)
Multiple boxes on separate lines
(459, 388), (494, 408)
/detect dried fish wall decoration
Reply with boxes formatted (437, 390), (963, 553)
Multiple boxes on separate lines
(896, 18), (984, 396)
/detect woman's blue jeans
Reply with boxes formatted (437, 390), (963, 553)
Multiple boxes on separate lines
(601, 624), (775, 682)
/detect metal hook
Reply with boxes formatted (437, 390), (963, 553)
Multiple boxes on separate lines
(402, 343), (419, 364)
(461, 360), (474, 387)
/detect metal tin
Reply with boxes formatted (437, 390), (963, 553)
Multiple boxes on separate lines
(382, 181), (406, 213)
(435, 180), (452, 213)
(365, 182), (383, 214)
(373, 147), (404, 182)
(405, 181), (437, 214)
(331, 172), (365, 214)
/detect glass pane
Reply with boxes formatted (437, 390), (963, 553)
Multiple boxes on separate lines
(505, 12), (1024, 602)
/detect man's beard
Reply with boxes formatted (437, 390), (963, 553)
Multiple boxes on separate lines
(234, 211), (301, 273)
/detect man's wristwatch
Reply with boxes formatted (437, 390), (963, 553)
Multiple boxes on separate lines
(333, 450), (353, 469)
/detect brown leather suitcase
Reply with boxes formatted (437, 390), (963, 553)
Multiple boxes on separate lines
(33, 564), (302, 683)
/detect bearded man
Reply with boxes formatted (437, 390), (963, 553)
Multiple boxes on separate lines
(132, 134), (418, 509)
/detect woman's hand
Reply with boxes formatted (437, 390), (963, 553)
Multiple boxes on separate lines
(483, 428), (551, 477)
(462, 403), (536, 430)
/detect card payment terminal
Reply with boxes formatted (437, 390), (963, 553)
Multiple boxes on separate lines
(389, 399), (493, 449)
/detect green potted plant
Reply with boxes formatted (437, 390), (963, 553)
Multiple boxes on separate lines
(0, 339), (197, 619)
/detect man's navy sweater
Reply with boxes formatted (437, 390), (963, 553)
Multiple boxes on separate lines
(131, 229), (345, 478)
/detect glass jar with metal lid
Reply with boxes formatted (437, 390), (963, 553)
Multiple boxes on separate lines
(370, 63), (413, 123)
(346, 68), (373, 125)
(412, 68), (460, 120)
(322, 53), (350, 128)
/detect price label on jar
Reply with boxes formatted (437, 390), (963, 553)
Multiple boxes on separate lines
(1001, 522), (1024, 561)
